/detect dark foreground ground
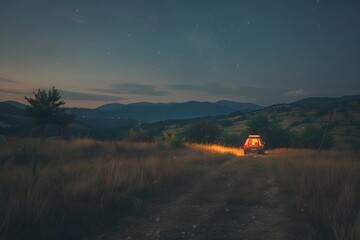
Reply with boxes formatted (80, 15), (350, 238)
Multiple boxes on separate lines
(92, 156), (296, 240)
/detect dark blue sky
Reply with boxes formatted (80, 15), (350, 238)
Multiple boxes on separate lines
(1, 0), (359, 107)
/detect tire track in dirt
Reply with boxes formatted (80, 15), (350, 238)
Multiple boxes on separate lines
(101, 156), (295, 240)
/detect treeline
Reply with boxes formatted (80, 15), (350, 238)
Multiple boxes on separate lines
(244, 114), (332, 149)
(1, 115), (333, 150)
(184, 115), (333, 149)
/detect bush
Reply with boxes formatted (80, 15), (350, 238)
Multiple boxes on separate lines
(127, 128), (155, 143)
(245, 114), (271, 136)
(185, 120), (222, 144)
(295, 126), (333, 149)
(219, 134), (243, 147)
(266, 127), (294, 149)
(163, 132), (185, 148)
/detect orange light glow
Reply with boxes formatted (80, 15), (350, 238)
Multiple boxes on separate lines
(189, 143), (244, 156)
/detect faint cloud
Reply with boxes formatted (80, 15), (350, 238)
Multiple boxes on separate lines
(92, 83), (168, 96)
(0, 88), (29, 95)
(60, 90), (124, 101)
(285, 89), (309, 97)
(0, 77), (17, 83)
(169, 83), (282, 97)
(169, 83), (226, 94)
(0, 88), (122, 102)
(168, 83), (204, 91)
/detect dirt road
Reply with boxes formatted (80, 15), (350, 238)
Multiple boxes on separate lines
(100, 156), (295, 240)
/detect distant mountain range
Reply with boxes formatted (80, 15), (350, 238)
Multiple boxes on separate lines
(2, 94), (359, 130)
(67, 100), (263, 126)
(293, 94), (360, 106)
(3, 101), (27, 109)
(0, 102), (29, 128)
(0, 100), (263, 128)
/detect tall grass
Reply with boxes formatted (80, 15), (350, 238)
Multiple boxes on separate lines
(0, 138), (229, 240)
(275, 149), (360, 240)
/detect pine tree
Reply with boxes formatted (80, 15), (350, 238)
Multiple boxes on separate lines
(25, 87), (75, 137)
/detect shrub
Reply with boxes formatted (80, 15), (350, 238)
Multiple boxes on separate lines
(136, 129), (155, 142)
(185, 120), (222, 144)
(127, 128), (137, 142)
(219, 133), (243, 147)
(127, 128), (155, 143)
(245, 114), (271, 136)
(266, 127), (294, 149)
(163, 132), (185, 148)
(295, 126), (333, 149)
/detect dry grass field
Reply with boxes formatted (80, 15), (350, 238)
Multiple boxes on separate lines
(275, 149), (360, 240)
(0, 139), (359, 239)
(0, 138), (231, 239)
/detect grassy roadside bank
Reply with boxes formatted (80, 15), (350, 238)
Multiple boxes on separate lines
(275, 149), (360, 240)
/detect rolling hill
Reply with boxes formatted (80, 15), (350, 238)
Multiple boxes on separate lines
(0, 102), (28, 127)
(158, 95), (360, 151)
(67, 101), (263, 125)
(293, 94), (360, 106)
(0, 100), (263, 129)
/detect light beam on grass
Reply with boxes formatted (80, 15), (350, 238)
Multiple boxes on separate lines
(189, 143), (244, 156)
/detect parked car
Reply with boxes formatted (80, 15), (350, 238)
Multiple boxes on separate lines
(243, 135), (265, 154)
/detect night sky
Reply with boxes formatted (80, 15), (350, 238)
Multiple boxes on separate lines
(1, 0), (360, 107)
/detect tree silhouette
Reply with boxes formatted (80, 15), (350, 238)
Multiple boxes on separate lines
(25, 87), (75, 137)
